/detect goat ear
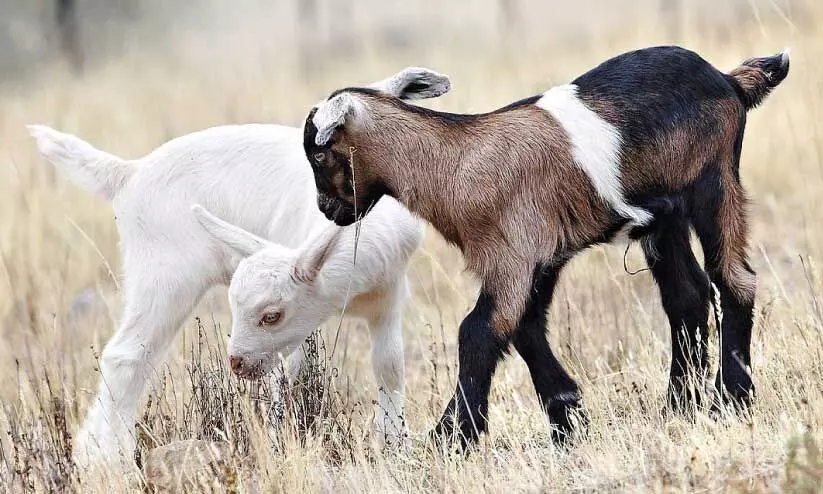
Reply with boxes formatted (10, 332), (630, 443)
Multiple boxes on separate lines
(313, 92), (361, 146)
(293, 225), (345, 284)
(191, 204), (269, 258)
(369, 67), (451, 100)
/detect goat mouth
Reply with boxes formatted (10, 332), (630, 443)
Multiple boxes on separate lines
(331, 211), (356, 227)
(233, 362), (266, 381)
(318, 194), (357, 226)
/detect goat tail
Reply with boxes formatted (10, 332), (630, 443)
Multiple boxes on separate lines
(727, 48), (790, 111)
(27, 125), (135, 202)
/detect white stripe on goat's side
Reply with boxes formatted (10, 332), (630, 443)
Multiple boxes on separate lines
(536, 84), (652, 225)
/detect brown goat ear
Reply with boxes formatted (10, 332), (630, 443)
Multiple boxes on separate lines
(369, 67), (451, 100)
(293, 225), (345, 284)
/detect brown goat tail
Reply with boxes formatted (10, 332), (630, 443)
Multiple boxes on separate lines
(726, 49), (790, 111)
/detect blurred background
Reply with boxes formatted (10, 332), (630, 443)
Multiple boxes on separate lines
(2, 0), (816, 85)
(0, 1), (821, 491)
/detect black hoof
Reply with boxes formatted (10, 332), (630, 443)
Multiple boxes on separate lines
(548, 400), (588, 447)
(712, 372), (754, 416)
(427, 413), (481, 455)
(709, 391), (754, 419)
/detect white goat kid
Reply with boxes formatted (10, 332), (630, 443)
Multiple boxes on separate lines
(190, 203), (419, 447)
(28, 66), (448, 469)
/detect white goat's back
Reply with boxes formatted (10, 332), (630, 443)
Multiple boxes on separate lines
(117, 125), (319, 248)
(33, 123), (422, 293)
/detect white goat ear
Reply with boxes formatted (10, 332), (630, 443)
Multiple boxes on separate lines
(293, 225), (345, 284)
(191, 204), (269, 258)
(368, 67), (451, 100)
(313, 92), (360, 146)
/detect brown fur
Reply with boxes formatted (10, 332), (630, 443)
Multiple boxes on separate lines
(718, 171), (756, 303)
(303, 50), (792, 434)
(728, 66), (771, 96)
(727, 51), (790, 111)
(328, 94), (613, 336)
(321, 73), (769, 330)
(710, 100), (758, 303)
(580, 94), (744, 195)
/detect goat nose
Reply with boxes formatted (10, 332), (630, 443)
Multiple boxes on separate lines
(229, 355), (244, 373)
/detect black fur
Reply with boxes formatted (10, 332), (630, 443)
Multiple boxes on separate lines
(592, 195), (683, 246)
(308, 46), (781, 449)
(640, 205), (712, 409)
(573, 46), (739, 177)
(337, 87), (543, 125)
(432, 292), (510, 449)
(399, 81), (431, 98)
(303, 107), (388, 226)
(303, 111), (347, 223)
(511, 263), (585, 443)
(433, 263), (589, 449)
(708, 273), (756, 407)
(304, 89), (542, 226)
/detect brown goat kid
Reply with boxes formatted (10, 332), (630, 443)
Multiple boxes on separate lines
(302, 46), (790, 448)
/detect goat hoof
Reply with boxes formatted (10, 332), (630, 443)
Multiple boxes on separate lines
(709, 373), (754, 418)
(715, 365), (754, 401)
(427, 419), (478, 455)
(708, 390), (754, 420)
(548, 401), (588, 448)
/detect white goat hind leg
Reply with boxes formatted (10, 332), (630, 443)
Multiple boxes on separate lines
(75, 266), (207, 468)
(362, 278), (408, 448)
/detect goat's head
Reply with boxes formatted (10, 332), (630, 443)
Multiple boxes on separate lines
(191, 205), (343, 380)
(303, 67), (450, 226)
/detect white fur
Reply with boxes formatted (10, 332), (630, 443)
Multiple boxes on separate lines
(29, 123), (423, 468)
(193, 206), (417, 447)
(28, 126), (134, 201)
(536, 84), (652, 225)
(313, 92), (365, 146)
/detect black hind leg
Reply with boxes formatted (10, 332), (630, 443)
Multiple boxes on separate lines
(691, 163), (757, 410)
(641, 219), (712, 411)
(707, 263), (755, 409)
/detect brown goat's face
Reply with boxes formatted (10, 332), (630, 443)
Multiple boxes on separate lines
(303, 106), (385, 227)
(302, 68), (452, 225)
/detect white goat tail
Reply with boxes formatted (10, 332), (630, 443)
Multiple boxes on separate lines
(27, 125), (135, 201)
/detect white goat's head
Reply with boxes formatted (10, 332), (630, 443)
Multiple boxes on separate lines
(191, 205), (343, 379)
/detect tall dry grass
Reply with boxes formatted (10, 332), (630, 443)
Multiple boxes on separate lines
(0, 1), (822, 491)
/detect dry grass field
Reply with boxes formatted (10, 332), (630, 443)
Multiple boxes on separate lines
(0, 0), (822, 492)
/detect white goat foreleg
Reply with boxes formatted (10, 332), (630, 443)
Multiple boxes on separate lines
(364, 278), (408, 448)
(75, 269), (205, 470)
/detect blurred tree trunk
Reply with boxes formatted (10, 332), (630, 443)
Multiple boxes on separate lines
(660, 0), (682, 42)
(56, 0), (83, 73)
(498, 0), (517, 46)
(298, 0), (319, 80)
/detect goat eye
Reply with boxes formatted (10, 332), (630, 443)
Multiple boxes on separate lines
(259, 311), (283, 326)
(314, 153), (325, 163)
